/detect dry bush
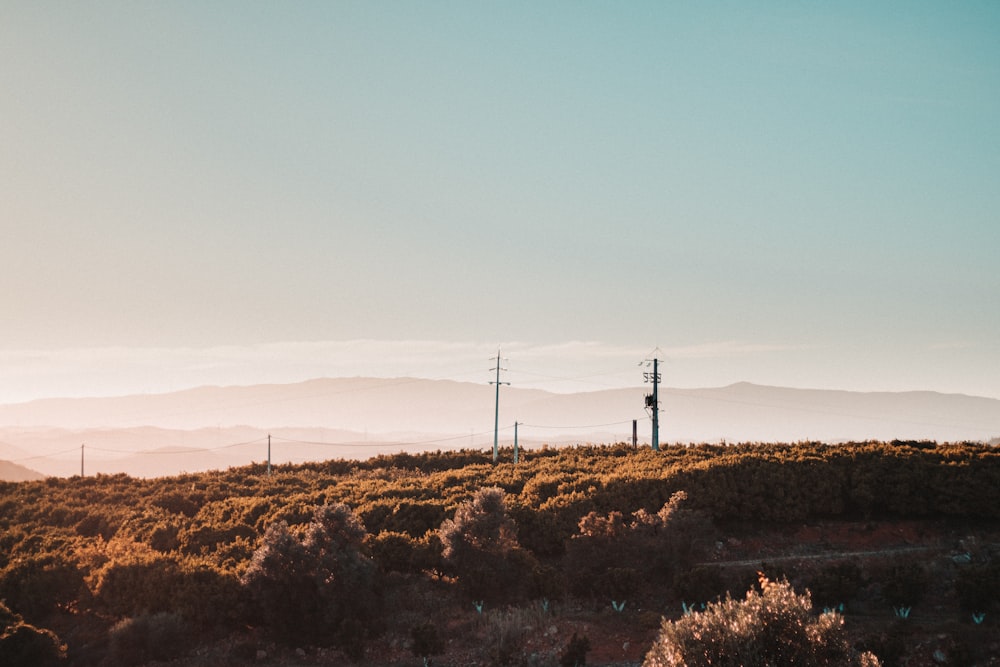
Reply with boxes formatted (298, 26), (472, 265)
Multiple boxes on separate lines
(643, 575), (881, 667)
(482, 605), (547, 666)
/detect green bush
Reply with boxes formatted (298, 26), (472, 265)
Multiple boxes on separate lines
(643, 575), (881, 667)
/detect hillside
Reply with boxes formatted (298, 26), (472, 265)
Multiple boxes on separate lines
(2, 442), (1000, 666)
(0, 458), (43, 482)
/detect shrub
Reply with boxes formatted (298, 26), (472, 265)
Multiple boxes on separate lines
(481, 606), (545, 666)
(439, 487), (534, 603)
(808, 560), (865, 609)
(526, 561), (566, 601)
(0, 601), (66, 667)
(241, 520), (317, 640)
(880, 561), (927, 607)
(560, 632), (591, 667)
(643, 575), (881, 667)
(75, 512), (117, 540)
(440, 488), (518, 557)
(0, 554), (85, 623)
(107, 612), (187, 666)
(566, 491), (711, 600)
(954, 560), (1000, 612)
(172, 564), (249, 631)
(673, 565), (727, 605)
(151, 491), (202, 517)
(94, 555), (183, 617)
(241, 503), (381, 653)
(410, 621), (445, 666)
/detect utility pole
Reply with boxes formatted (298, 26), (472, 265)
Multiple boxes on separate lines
(490, 349), (509, 463)
(514, 421), (519, 464)
(80, 443), (84, 477)
(643, 353), (661, 451)
(267, 434), (271, 476)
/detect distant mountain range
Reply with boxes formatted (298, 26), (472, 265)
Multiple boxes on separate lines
(0, 459), (44, 482)
(1, 378), (997, 479)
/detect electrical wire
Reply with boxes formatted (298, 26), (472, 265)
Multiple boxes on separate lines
(10, 446), (83, 463)
(519, 419), (640, 430)
(658, 387), (998, 434)
(271, 428), (500, 449)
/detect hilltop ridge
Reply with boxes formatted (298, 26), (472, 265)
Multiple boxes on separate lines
(1, 378), (997, 478)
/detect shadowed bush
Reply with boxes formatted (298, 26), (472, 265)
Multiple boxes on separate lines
(0, 601), (66, 667)
(0, 554), (85, 623)
(241, 503), (381, 655)
(439, 487), (536, 603)
(107, 611), (187, 666)
(566, 491), (711, 600)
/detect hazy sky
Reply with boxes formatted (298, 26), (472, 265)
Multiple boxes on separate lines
(2, 2), (999, 403)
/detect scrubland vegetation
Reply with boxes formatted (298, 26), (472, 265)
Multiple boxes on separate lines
(2, 440), (1000, 665)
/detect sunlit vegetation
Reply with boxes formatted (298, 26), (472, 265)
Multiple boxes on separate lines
(643, 575), (881, 666)
(1, 440), (998, 665)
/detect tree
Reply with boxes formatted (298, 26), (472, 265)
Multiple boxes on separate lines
(439, 487), (534, 602)
(241, 504), (380, 656)
(643, 575), (881, 667)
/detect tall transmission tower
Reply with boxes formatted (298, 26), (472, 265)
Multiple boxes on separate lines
(490, 349), (509, 463)
(642, 351), (662, 451)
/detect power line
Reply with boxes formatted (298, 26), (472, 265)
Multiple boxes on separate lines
(271, 428), (500, 448)
(10, 446), (87, 463)
(659, 388), (999, 435)
(520, 419), (640, 430)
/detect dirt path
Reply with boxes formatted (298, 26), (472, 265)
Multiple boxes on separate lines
(703, 543), (946, 569)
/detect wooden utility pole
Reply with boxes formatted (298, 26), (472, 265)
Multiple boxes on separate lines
(643, 354), (661, 451)
(514, 421), (519, 464)
(490, 349), (509, 463)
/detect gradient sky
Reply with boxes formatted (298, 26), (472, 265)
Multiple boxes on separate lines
(2, 2), (999, 403)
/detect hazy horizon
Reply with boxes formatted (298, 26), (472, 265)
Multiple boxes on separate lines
(4, 377), (998, 479)
(2, 339), (1000, 407)
(3, 5), (998, 408)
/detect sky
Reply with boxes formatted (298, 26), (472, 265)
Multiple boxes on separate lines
(1, 2), (999, 405)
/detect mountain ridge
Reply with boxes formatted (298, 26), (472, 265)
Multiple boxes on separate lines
(0, 378), (997, 478)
